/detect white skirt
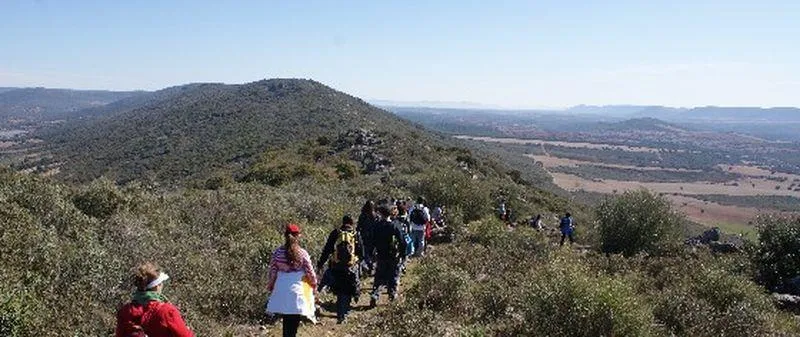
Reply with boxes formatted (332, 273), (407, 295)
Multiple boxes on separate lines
(266, 271), (317, 323)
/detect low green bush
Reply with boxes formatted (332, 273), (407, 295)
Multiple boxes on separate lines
(751, 214), (800, 291)
(596, 189), (682, 256)
(414, 168), (491, 222)
(72, 177), (127, 218)
(652, 267), (782, 337)
(507, 251), (655, 337)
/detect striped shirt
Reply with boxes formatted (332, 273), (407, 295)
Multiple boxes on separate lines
(267, 246), (317, 291)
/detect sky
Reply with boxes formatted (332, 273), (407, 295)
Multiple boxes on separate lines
(1, 0), (799, 108)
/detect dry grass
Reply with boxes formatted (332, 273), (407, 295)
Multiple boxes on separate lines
(529, 154), (703, 172)
(720, 164), (800, 182)
(551, 172), (800, 197)
(455, 135), (664, 153)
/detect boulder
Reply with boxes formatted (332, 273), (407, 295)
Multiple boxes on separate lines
(708, 241), (739, 254)
(772, 293), (800, 314)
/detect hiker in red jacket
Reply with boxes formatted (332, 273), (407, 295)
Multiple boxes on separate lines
(116, 262), (194, 337)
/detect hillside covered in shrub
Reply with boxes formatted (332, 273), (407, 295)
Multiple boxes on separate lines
(0, 78), (569, 335)
(365, 192), (800, 337)
(37, 79), (460, 184)
(2, 79), (799, 336)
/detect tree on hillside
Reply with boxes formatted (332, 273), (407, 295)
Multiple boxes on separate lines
(752, 215), (800, 292)
(596, 189), (682, 256)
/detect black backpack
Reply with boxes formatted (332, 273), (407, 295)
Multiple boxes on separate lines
(410, 208), (426, 225)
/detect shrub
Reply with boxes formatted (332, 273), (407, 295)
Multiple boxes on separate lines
(241, 160), (330, 186)
(334, 160), (359, 180)
(407, 260), (474, 317)
(507, 252), (655, 337)
(596, 189), (682, 256)
(415, 168), (491, 222)
(752, 214), (800, 291)
(0, 290), (32, 337)
(72, 177), (127, 218)
(652, 267), (781, 337)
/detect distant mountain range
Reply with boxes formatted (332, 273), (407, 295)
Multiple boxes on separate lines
(568, 105), (800, 122)
(0, 87), (146, 123)
(378, 102), (800, 125)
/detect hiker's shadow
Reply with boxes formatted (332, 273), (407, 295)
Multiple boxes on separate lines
(318, 302), (338, 318)
(351, 305), (372, 312)
(320, 298), (375, 314)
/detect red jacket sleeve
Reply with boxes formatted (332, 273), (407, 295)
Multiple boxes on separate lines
(115, 303), (143, 337)
(161, 304), (194, 337)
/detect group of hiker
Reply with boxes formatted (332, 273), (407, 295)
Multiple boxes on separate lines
(115, 197), (444, 337)
(114, 197), (576, 337)
(316, 198), (442, 324)
(500, 201), (576, 246)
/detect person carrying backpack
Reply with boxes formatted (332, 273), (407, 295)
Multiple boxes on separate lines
(356, 201), (378, 276)
(559, 212), (575, 246)
(316, 215), (364, 324)
(370, 204), (408, 307)
(409, 197), (431, 257)
(116, 262), (194, 337)
(394, 205), (414, 273)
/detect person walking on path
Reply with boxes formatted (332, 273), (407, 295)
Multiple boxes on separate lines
(530, 214), (543, 230)
(370, 204), (408, 307)
(116, 262), (194, 337)
(409, 197), (430, 257)
(559, 212), (576, 246)
(356, 201), (378, 275)
(266, 224), (318, 337)
(316, 215), (363, 324)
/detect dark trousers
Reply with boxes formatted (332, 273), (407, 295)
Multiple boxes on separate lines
(372, 258), (401, 299)
(362, 243), (375, 274)
(560, 231), (575, 246)
(317, 267), (334, 292)
(330, 264), (360, 319)
(336, 294), (352, 320)
(282, 314), (302, 337)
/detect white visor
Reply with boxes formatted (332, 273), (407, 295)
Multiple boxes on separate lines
(146, 272), (170, 290)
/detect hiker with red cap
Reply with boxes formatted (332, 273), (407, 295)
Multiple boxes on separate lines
(266, 224), (318, 337)
(115, 262), (194, 337)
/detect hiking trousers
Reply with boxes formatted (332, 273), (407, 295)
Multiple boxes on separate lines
(560, 230), (575, 246)
(336, 294), (352, 320)
(411, 229), (425, 257)
(282, 314), (303, 337)
(362, 242), (375, 274)
(372, 258), (401, 299)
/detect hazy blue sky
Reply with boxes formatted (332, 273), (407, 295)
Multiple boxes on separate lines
(1, 1), (798, 107)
